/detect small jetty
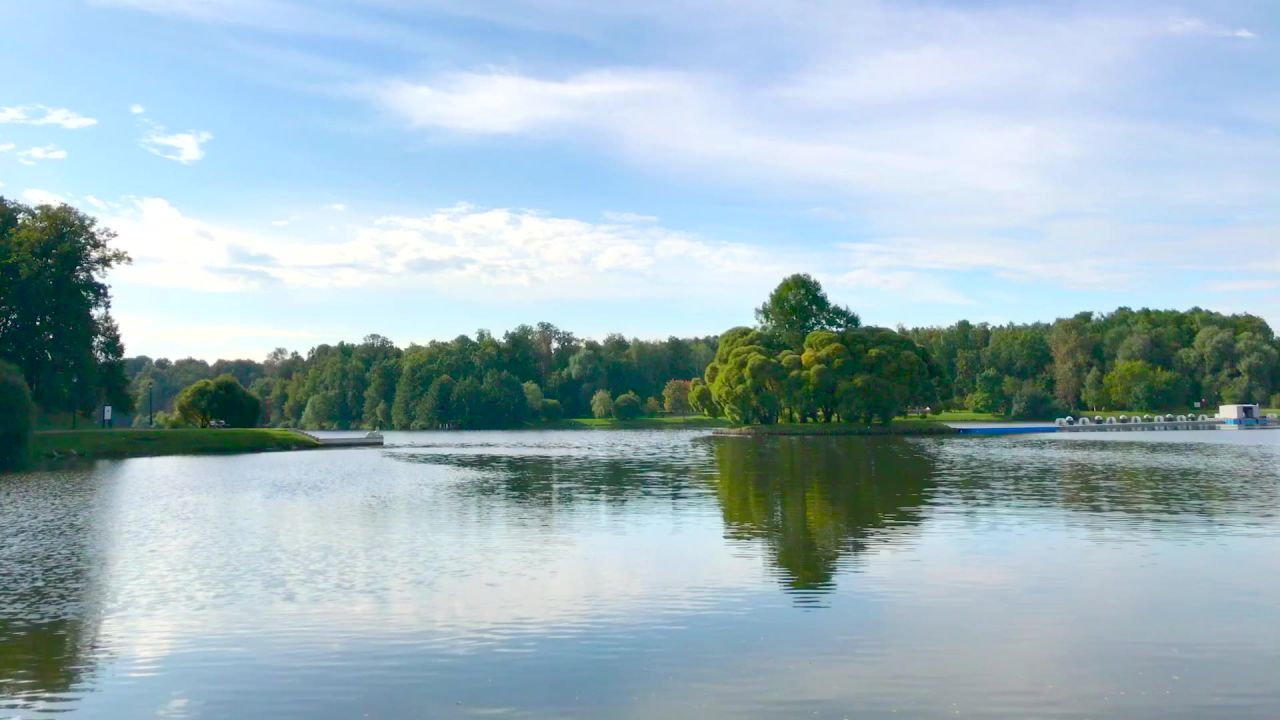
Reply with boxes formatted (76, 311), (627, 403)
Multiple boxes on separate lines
(955, 404), (1276, 436)
(295, 430), (385, 448)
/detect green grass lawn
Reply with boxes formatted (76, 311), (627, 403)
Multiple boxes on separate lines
(549, 416), (735, 430)
(914, 410), (1008, 423)
(31, 428), (319, 460)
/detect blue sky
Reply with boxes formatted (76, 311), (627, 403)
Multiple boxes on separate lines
(1, 0), (1277, 360)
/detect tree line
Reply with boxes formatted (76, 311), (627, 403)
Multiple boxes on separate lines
(907, 308), (1280, 417)
(95, 277), (1280, 431)
(127, 328), (718, 429)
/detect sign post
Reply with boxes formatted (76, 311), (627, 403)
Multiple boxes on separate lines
(103, 405), (113, 429)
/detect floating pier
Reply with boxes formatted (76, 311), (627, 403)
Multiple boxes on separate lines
(955, 405), (1277, 436)
(295, 430), (385, 447)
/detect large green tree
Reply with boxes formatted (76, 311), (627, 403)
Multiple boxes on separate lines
(755, 273), (860, 348)
(0, 197), (132, 414)
(175, 375), (262, 428)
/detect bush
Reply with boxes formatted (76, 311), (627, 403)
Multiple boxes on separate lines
(539, 398), (563, 422)
(613, 392), (642, 420)
(175, 374), (262, 428)
(643, 396), (663, 416)
(1009, 386), (1062, 420)
(1270, 393), (1280, 410)
(590, 389), (613, 419)
(0, 362), (34, 470)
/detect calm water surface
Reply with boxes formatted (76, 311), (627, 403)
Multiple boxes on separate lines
(3, 429), (1280, 718)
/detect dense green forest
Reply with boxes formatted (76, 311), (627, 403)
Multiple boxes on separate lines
(4, 194), (1279, 438)
(122, 276), (1280, 429)
(126, 329), (717, 429)
(907, 309), (1280, 416)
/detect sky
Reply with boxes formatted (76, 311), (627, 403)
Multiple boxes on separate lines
(0, 0), (1277, 361)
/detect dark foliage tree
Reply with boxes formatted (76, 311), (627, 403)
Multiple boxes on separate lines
(0, 361), (34, 469)
(0, 197), (132, 414)
(174, 375), (261, 428)
(755, 273), (860, 348)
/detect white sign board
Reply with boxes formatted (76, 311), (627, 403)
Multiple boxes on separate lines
(104, 405), (113, 421)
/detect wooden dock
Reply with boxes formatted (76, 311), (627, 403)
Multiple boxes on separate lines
(295, 431), (385, 447)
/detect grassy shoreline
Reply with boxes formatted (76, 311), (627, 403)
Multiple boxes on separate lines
(30, 428), (318, 461)
(713, 419), (955, 437)
(546, 416), (735, 430)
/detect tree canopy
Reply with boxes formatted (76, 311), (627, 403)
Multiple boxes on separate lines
(0, 361), (33, 469)
(908, 307), (1279, 414)
(0, 197), (132, 415)
(174, 375), (262, 428)
(755, 273), (860, 348)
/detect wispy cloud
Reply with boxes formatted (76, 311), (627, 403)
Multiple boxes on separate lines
(1167, 17), (1257, 39)
(1205, 279), (1279, 293)
(129, 103), (147, 114)
(0, 104), (97, 129)
(21, 188), (69, 206)
(141, 126), (213, 164)
(603, 211), (659, 224)
(16, 145), (68, 165)
(105, 197), (784, 297)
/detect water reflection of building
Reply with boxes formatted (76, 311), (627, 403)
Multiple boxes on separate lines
(0, 470), (104, 712)
(710, 437), (934, 598)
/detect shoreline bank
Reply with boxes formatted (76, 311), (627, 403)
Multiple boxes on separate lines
(712, 420), (956, 437)
(30, 428), (319, 462)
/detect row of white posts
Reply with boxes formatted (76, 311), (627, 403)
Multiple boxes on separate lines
(1055, 414), (1213, 427)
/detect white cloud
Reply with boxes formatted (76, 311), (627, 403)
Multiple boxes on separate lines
(129, 103), (147, 114)
(0, 104), (98, 129)
(85, 195), (109, 210)
(141, 128), (212, 164)
(370, 70), (685, 135)
(833, 268), (975, 306)
(603, 211), (658, 224)
(1205, 279), (1279, 293)
(363, 5), (1280, 300)
(270, 215), (301, 226)
(0, 143), (14, 153)
(16, 145), (68, 165)
(327, 203), (347, 211)
(103, 197), (784, 297)
(21, 188), (69, 206)
(1168, 17), (1257, 39)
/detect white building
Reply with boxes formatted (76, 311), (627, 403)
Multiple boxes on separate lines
(1218, 404), (1263, 426)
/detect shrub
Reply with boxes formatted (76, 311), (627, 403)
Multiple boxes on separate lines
(539, 398), (563, 422)
(0, 362), (34, 470)
(613, 392), (642, 420)
(1009, 386), (1062, 420)
(662, 379), (692, 415)
(643, 396), (663, 416)
(590, 389), (613, 419)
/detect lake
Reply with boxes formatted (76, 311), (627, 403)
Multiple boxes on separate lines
(3, 429), (1280, 718)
